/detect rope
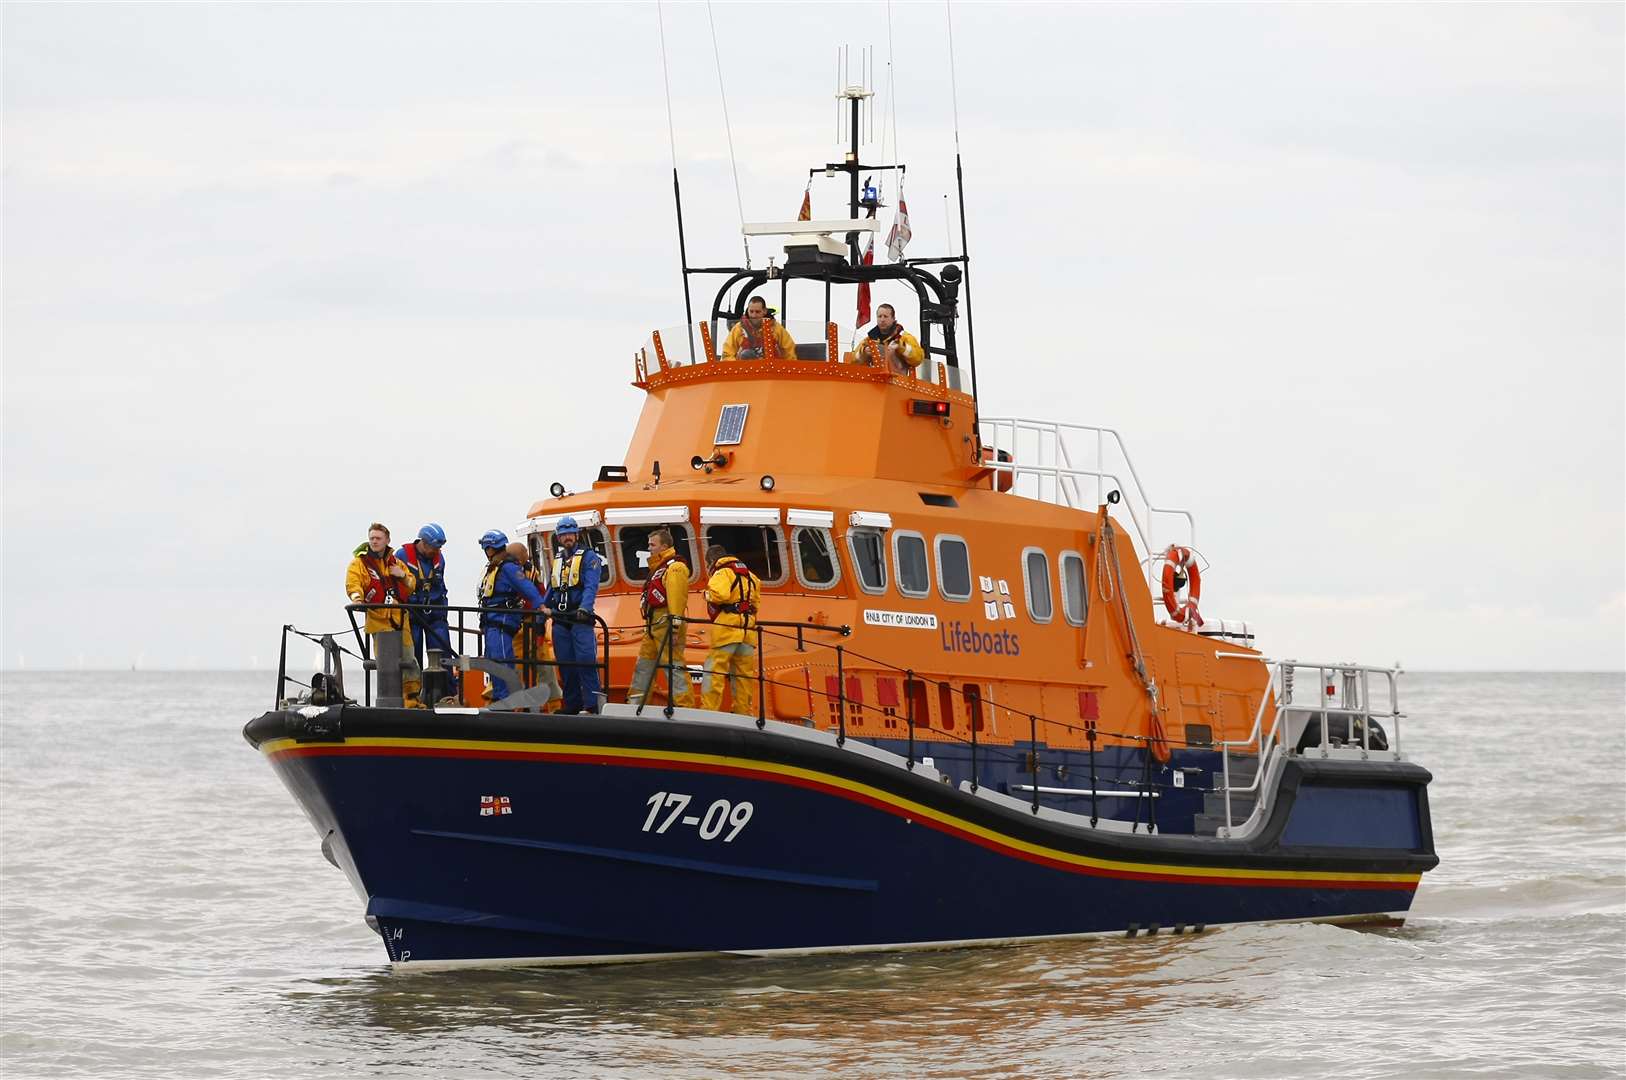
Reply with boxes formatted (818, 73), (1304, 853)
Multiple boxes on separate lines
(287, 626), (365, 662)
(655, 0), (679, 173)
(705, 0), (751, 267)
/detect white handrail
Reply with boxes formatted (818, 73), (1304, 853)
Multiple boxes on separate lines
(977, 417), (1195, 586)
(1215, 658), (1406, 838)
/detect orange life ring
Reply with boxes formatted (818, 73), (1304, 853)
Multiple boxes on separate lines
(1160, 545), (1203, 627)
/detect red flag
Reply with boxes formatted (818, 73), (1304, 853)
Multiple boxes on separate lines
(797, 187), (811, 221)
(856, 237), (874, 327)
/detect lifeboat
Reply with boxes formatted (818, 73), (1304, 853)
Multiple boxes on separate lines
(245, 86), (1437, 968)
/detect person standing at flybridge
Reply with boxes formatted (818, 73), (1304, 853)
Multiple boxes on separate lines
(867, 304), (925, 375)
(721, 295), (797, 360)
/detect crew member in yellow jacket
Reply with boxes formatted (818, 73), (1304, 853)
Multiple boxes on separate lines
(344, 521), (423, 707)
(721, 295), (797, 360)
(700, 543), (762, 715)
(629, 528), (695, 709)
(864, 303), (925, 375)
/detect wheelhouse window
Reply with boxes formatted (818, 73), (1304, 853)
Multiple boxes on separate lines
(550, 527), (615, 587)
(702, 524), (788, 586)
(935, 535), (972, 601)
(893, 531), (931, 598)
(1060, 550), (1088, 626)
(615, 524), (694, 583)
(848, 529), (888, 594)
(792, 527), (840, 590)
(1022, 548), (1053, 623)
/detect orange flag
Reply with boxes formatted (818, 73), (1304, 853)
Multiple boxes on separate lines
(797, 187), (811, 221)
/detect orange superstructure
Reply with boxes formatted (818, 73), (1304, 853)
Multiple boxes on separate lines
(520, 347), (1266, 762)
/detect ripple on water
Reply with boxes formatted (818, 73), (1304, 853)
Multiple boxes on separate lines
(1, 671), (1623, 1079)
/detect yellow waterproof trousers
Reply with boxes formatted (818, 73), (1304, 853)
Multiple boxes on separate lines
(629, 616), (694, 707)
(701, 642), (757, 715)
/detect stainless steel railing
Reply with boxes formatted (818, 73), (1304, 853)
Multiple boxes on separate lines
(976, 416), (1195, 589)
(1213, 655), (1406, 838)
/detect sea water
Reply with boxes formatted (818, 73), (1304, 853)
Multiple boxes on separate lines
(1, 671), (1622, 1079)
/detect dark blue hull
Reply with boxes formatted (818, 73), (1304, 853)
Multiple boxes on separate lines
(246, 706), (1436, 967)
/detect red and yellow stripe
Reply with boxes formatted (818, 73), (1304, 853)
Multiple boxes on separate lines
(262, 736), (1421, 893)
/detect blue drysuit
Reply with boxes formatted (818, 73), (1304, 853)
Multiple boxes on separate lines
(478, 558), (545, 701)
(397, 544), (457, 678)
(543, 545), (604, 714)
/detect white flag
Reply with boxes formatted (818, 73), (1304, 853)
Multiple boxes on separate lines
(886, 197), (912, 262)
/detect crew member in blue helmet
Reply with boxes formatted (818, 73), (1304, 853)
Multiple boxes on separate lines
(476, 529), (544, 702)
(397, 523), (457, 693)
(543, 516), (605, 714)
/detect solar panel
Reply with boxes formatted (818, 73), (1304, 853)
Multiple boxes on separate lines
(714, 403), (749, 446)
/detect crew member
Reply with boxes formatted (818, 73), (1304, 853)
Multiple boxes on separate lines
(721, 295), (797, 360)
(543, 516), (606, 714)
(866, 303), (925, 376)
(628, 527), (695, 710)
(700, 542), (762, 715)
(345, 522), (422, 708)
(507, 540), (561, 708)
(476, 530), (544, 702)
(397, 522), (457, 696)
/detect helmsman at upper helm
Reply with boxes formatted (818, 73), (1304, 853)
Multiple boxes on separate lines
(865, 303), (925, 376)
(542, 516), (606, 714)
(345, 521), (423, 708)
(476, 529), (544, 703)
(397, 523), (457, 691)
(721, 295), (798, 361)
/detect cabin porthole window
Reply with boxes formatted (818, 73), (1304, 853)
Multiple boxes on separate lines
(934, 535), (973, 601)
(792, 527), (840, 590)
(1022, 547), (1054, 623)
(893, 531), (932, 599)
(1059, 550), (1088, 627)
(848, 528), (888, 595)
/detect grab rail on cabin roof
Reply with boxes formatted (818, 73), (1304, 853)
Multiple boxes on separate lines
(975, 418), (1195, 589)
(1213, 655), (1406, 839)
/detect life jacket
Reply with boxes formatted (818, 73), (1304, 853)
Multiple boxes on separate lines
(479, 558), (526, 610)
(518, 562), (546, 621)
(360, 553), (410, 607)
(739, 318), (783, 360)
(398, 544), (446, 605)
(641, 554), (685, 622)
(549, 547), (591, 611)
(705, 558), (760, 621)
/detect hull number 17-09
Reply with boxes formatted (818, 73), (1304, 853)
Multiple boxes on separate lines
(641, 791), (754, 842)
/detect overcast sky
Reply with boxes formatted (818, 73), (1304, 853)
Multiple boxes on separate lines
(3, 3), (1622, 671)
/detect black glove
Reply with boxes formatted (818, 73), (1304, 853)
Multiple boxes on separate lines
(574, 609), (595, 625)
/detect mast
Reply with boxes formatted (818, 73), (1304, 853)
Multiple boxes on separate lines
(835, 55), (874, 267)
